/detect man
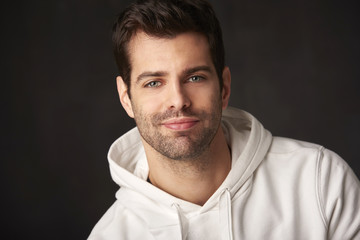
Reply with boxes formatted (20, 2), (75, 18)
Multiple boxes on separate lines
(89, 0), (360, 239)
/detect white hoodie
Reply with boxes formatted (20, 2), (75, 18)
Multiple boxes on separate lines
(88, 107), (360, 240)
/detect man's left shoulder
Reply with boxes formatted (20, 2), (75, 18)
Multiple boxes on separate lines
(267, 136), (357, 179)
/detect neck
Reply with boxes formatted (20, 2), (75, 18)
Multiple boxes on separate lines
(144, 126), (231, 206)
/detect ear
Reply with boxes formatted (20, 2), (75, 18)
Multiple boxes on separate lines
(116, 76), (134, 118)
(221, 66), (231, 109)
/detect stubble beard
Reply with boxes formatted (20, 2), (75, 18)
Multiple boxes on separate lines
(132, 100), (223, 162)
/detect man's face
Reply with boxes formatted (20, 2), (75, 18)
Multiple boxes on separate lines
(118, 31), (230, 160)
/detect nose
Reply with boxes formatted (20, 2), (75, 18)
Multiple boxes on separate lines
(166, 81), (191, 110)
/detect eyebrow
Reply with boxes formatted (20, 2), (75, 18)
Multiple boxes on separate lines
(135, 65), (213, 84)
(136, 71), (167, 84)
(183, 66), (212, 76)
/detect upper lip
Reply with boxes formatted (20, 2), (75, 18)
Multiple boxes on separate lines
(161, 117), (199, 125)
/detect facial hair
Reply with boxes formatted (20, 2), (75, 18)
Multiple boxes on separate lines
(132, 98), (223, 161)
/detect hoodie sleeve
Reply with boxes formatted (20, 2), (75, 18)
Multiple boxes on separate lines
(317, 148), (360, 240)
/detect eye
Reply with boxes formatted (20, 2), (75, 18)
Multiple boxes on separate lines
(144, 81), (161, 88)
(188, 76), (203, 82)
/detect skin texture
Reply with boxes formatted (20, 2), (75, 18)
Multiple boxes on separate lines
(117, 31), (232, 205)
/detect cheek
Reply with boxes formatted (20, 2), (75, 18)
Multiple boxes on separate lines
(132, 93), (163, 116)
(189, 85), (221, 106)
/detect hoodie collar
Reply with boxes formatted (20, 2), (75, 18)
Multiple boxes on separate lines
(107, 107), (272, 212)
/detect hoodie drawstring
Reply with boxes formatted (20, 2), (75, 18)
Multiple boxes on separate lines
(172, 203), (188, 240)
(172, 189), (233, 240)
(219, 188), (234, 240)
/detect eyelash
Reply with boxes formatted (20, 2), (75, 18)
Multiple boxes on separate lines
(188, 75), (204, 82)
(144, 81), (162, 88)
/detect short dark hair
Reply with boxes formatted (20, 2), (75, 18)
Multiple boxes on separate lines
(112, 0), (225, 96)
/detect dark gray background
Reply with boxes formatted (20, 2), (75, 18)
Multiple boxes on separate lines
(2, 0), (359, 239)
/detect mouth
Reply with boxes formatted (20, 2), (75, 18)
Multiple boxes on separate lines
(161, 117), (199, 131)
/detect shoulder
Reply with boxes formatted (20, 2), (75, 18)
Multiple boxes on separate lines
(264, 136), (358, 188)
(264, 137), (360, 239)
(88, 199), (155, 240)
(268, 136), (357, 179)
(261, 137), (324, 174)
(269, 136), (323, 154)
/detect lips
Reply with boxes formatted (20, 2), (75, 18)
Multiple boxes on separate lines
(161, 117), (199, 130)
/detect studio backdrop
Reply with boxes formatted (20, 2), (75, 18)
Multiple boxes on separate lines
(3, 0), (359, 239)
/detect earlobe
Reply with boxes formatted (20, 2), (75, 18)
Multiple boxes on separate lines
(116, 76), (134, 118)
(221, 67), (231, 109)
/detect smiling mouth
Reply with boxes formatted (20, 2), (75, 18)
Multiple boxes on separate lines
(161, 117), (199, 131)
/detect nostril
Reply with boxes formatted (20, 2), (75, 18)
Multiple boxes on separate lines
(167, 87), (191, 110)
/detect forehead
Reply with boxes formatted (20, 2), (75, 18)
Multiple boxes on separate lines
(128, 30), (210, 54)
(127, 31), (214, 80)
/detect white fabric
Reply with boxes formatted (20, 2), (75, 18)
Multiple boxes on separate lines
(88, 107), (360, 240)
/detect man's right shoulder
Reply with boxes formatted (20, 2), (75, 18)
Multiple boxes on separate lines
(87, 199), (154, 240)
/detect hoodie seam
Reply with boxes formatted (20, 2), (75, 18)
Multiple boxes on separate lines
(315, 146), (328, 230)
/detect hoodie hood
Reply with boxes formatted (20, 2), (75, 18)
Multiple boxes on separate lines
(107, 107), (272, 211)
(96, 107), (272, 239)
